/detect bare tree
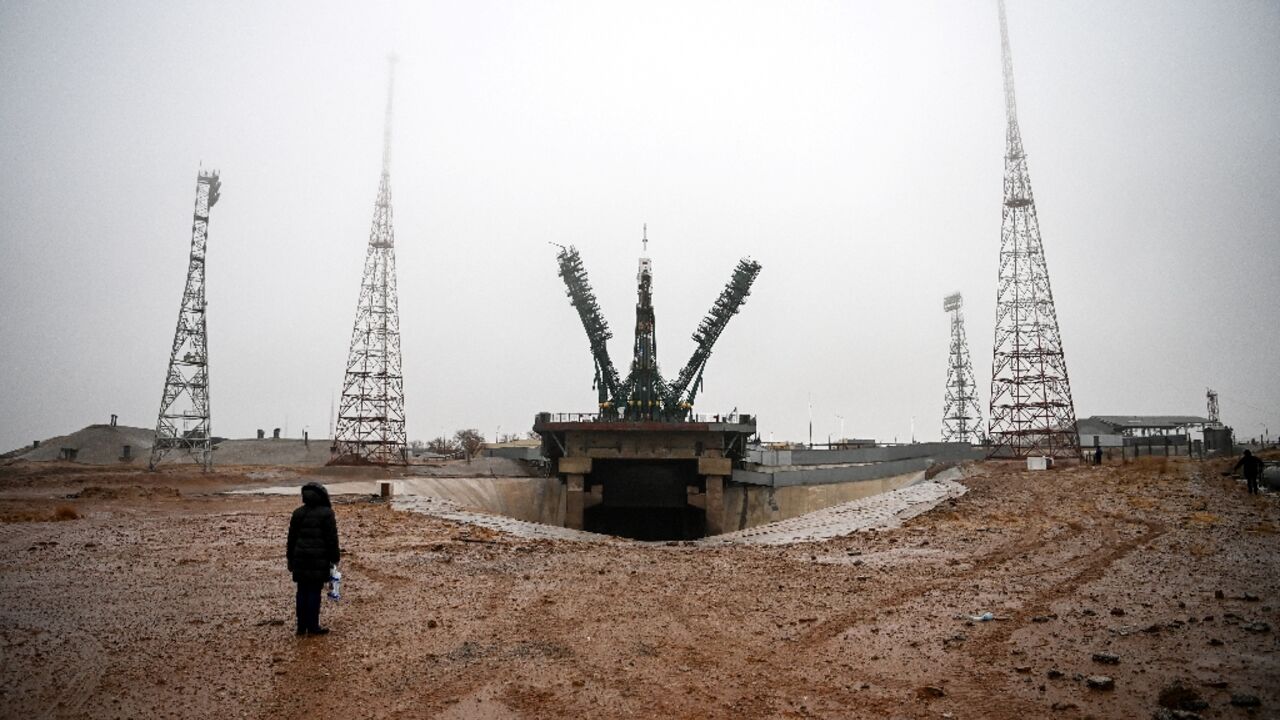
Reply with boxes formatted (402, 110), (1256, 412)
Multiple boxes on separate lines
(426, 436), (460, 455)
(453, 428), (485, 457)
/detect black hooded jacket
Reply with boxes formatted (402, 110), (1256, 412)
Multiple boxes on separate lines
(1233, 452), (1264, 480)
(287, 482), (341, 583)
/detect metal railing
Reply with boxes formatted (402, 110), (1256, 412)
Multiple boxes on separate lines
(535, 412), (754, 425)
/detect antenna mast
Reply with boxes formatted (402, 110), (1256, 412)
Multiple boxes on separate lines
(332, 56), (408, 465)
(987, 0), (1079, 459)
(151, 169), (221, 471)
(941, 293), (983, 444)
(1206, 388), (1220, 426)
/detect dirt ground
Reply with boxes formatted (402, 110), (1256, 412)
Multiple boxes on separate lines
(0, 456), (1276, 720)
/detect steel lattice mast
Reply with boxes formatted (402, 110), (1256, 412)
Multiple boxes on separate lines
(555, 244), (623, 417)
(151, 169), (221, 471)
(941, 293), (983, 444)
(666, 256), (761, 418)
(332, 57), (407, 465)
(987, 0), (1079, 459)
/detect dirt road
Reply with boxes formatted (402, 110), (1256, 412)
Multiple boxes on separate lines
(0, 458), (1276, 719)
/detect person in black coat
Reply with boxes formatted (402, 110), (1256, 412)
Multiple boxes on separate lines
(1233, 450), (1265, 495)
(287, 481), (341, 635)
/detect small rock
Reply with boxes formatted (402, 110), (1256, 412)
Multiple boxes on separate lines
(1046, 669), (1064, 679)
(1051, 701), (1079, 711)
(1242, 621), (1270, 633)
(1081, 608), (1097, 616)
(1015, 666), (1032, 674)
(1242, 593), (1259, 602)
(1200, 679), (1228, 689)
(1214, 589), (1224, 599)
(916, 685), (946, 699)
(1142, 623), (1162, 634)
(1229, 694), (1260, 708)
(1207, 638), (1223, 646)
(427, 619), (438, 629)
(1086, 675), (1115, 691)
(1110, 607), (1126, 617)
(1092, 652), (1121, 665)
(1031, 615), (1051, 623)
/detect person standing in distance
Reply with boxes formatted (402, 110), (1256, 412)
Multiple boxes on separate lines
(287, 481), (341, 635)
(1232, 450), (1265, 495)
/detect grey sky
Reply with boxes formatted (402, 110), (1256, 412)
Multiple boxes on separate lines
(1, 0), (1277, 451)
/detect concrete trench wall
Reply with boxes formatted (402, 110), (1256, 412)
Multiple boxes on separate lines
(386, 470), (928, 538)
(719, 470), (926, 534)
(303, 476), (567, 526)
(369, 445), (976, 538)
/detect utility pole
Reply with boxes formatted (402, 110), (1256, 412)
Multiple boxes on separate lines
(942, 293), (983, 443)
(151, 169), (221, 471)
(987, 0), (1079, 459)
(332, 55), (408, 465)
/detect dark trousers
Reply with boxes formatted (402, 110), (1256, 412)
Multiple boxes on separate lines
(1247, 476), (1259, 495)
(296, 581), (325, 632)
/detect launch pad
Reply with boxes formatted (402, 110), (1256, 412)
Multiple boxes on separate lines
(539, 229), (762, 539)
(533, 413), (755, 539)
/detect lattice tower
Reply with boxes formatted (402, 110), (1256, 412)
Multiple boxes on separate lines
(332, 57), (407, 465)
(666, 256), (761, 418)
(555, 244), (623, 416)
(987, 0), (1079, 458)
(942, 293), (983, 444)
(150, 170), (221, 471)
(1206, 388), (1220, 426)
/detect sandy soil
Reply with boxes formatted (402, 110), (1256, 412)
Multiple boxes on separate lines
(0, 456), (1276, 719)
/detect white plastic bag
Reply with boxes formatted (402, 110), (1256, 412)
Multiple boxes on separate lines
(327, 564), (342, 601)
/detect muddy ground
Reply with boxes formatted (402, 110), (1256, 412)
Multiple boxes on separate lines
(0, 457), (1276, 719)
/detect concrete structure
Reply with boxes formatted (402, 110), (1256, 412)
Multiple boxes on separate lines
(533, 413), (754, 540)
(483, 441), (543, 462)
(1204, 426), (1235, 456)
(533, 413), (982, 540)
(737, 442), (981, 486)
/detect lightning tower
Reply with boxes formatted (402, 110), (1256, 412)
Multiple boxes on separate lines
(150, 169), (221, 471)
(942, 293), (983, 444)
(987, 0), (1079, 459)
(332, 57), (407, 465)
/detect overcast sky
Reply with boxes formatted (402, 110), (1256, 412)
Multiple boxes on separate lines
(1, 0), (1277, 452)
